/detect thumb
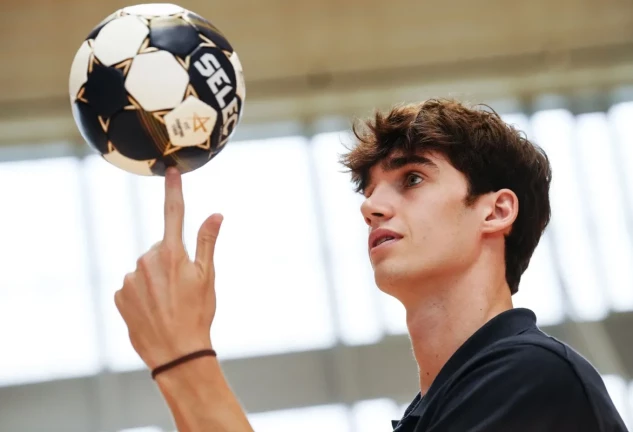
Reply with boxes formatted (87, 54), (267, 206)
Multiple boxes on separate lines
(195, 213), (224, 272)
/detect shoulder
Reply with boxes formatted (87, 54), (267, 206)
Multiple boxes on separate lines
(474, 330), (613, 402)
(454, 333), (588, 400)
(474, 330), (577, 377)
(426, 333), (603, 431)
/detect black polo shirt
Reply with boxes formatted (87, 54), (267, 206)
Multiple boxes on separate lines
(391, 308), (628, 432)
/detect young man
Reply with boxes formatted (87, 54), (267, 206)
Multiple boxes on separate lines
(114, 99), (629, 431)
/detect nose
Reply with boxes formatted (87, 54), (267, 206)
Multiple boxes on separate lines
(360, 187), (395, 227)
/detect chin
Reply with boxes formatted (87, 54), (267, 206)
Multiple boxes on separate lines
(373, 257), (438, 296)
(373, 260), (416, 294)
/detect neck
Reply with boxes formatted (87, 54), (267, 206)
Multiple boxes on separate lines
(401, 260), (513, 395)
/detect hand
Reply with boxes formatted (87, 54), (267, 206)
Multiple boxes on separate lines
(114, 167), (223, 370)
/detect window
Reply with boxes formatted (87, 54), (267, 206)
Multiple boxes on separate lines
(501, 113), (565, 326)
(530, 110), (609, 321)
(352, 398), (402, 432)
(248, 404), (351, 432)
(133, 137), (337, 358)
(119, 428), (163, 432)
(82, 155), (147, 371)
(629, 380), (633, 431)
(512, 232), (565, 326)
(575, 113), (633, 312)
(609, 102), (633, 211)
(311, 132), (385, 345)
(0, 157), (100, 385)
(602, 375), (632, 429)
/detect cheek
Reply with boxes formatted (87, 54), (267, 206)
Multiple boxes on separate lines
(404, 187), (474, 244)
(451, 208), (482, 254)
(415, 199), (476, 248)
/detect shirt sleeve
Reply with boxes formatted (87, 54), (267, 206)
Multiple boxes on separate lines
(421, 343), (601, 432)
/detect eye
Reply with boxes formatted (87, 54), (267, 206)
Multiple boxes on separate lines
(404, 172), (423, 187)
(361, 184), (376, 198)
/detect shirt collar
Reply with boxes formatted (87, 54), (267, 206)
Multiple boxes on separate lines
(403, 308), (537, 418)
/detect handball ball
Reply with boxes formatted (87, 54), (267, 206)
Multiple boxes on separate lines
(69, 3), (246, 176)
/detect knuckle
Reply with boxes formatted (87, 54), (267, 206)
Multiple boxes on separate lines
(123, 272), (135, 287)
(114, 289), (124, 311)
(158, 244), (176, 262)
(136, 254), (152, 272)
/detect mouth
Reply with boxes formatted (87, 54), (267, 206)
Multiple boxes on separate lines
(374, 236), (396, 247)
(369, 229), (403, 250)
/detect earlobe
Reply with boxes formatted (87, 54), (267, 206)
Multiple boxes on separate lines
(482, 189), (518, 235)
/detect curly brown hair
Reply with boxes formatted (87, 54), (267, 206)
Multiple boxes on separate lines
(340, 99), (552, 294)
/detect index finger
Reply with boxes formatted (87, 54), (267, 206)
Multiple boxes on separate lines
(163, 166), (185, 248)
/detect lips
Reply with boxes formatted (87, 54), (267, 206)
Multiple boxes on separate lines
(375, 236), (394, 246)
(369, 228), (403, 250)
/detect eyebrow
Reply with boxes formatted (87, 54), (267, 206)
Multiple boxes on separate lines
(380, 154), (439, 172)
(363, 154), (439, 194)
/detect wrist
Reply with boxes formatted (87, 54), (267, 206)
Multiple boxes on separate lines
(144, 337), (213, 370)
(155, 354), (219, 389)
(155, 354), (254, 432)
(152, 348), (217, 379)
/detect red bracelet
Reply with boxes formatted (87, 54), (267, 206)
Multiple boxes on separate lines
(151, 349), (217, 379)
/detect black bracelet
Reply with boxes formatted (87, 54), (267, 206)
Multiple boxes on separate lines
(151, 349), (217, 379)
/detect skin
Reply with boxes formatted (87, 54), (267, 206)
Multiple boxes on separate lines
(115, 150), (519, 431)
(361, 151), (517, 393)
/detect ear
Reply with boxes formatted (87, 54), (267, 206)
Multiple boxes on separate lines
(481, 189), (519, 235)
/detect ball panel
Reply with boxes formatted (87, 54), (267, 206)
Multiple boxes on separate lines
(93, 15), (149, 66)
(109, 110), (169, 160)
(86, 11), (119, 40)
(183, 12), (233, 52)
(228, 51), (246, 103)
(164, 96), (218, 147)
(125, 50), (189, 111)
(72, 101), (109, 153)
(188, 45), (242, 147)
(83, 63), (128, 117)
(208, 110), (225, 153)
(69, 40), (92, 100)
(150, 146), (214, 176)
(218, 95), (241, 146)
(103, 148), (155, 176)
(123, 3), (184, 16)
(149, 16), (200, 57)
(188, 45), (237, 111)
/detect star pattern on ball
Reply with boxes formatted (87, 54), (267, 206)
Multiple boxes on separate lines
(162, 139), (212, 157)
(113, 59), (132, 76)
(175, 55), (190, 70)
(70, 5), (245, 176)
(152, 106), (213, 153)
(98, 116), (110, 133)
(191, 113), (211, 132)
(87, 51), (99, 74)
(123, 95), (142, 111)
(137, 38), (159, 54)
(195, 35), (233, 61)
(196, 34), (234, 62)
(76, 87), (88, 104)
(198, 34), (217, 49)
(185, 84), (198, 98)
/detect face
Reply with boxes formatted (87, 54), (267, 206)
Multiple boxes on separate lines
(360, 151), (484, 296)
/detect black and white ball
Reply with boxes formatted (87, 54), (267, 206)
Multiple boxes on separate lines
(69, 3), (245, 176)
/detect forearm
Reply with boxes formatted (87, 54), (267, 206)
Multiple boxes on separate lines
(155, 356), (254, 432)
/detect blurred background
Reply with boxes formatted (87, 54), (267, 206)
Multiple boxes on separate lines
(1, 0), (633, 431)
